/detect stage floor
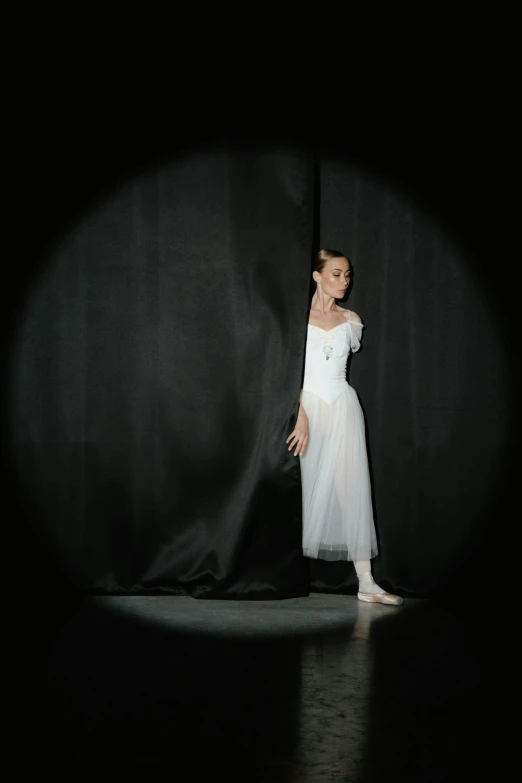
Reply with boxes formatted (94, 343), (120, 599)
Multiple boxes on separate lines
(31, 593), (493, 780)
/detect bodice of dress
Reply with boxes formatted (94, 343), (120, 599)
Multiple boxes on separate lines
(302, 321), (364, 404)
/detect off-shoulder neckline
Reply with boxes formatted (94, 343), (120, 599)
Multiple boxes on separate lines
(308, 320), (364, 334)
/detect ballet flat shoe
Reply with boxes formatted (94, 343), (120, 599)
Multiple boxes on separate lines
(357, 591), (404, 606)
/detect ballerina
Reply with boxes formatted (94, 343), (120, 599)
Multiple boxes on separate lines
(287, 248), (403, 606)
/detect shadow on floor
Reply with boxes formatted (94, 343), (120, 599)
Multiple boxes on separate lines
(359, 600), (491, 782)
(29, 594), (496, 781)
(40, 596), (355, 779)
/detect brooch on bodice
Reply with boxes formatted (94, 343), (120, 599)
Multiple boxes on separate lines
(322, 330), (335, 360)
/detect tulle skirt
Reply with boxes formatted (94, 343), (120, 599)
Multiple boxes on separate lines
(299, 383), (378, 561)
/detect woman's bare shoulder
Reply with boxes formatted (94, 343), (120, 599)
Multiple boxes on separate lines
(344, 309), (362, 324)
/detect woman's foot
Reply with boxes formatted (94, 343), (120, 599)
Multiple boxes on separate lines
(357, 571), (404, 606)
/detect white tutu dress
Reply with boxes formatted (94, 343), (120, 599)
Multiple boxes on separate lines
(299, 318), (378, 561)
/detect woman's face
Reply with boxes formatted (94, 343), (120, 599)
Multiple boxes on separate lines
(314, 257), (351, 299)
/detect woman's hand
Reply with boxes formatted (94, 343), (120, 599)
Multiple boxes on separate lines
(286, 404), (309, 456)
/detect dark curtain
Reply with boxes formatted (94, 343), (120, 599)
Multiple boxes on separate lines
(9, 147), (314, 599)
(6, 143), (514, 600)
(310, 154), (513, 596)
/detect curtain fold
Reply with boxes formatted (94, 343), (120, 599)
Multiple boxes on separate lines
(10, 147), (315, 598)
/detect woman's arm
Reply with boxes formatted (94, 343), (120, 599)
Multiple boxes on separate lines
(286, 402), (309, 456)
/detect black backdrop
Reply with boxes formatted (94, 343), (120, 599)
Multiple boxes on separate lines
(310, 153), (514, 596)
(9, 147), (314, 599)
(4, 134), (518, 607)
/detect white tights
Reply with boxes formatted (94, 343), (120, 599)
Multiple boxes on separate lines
(354, 559), (384, 594)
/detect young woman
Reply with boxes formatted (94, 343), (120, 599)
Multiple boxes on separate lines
(287, 249), (403, 605)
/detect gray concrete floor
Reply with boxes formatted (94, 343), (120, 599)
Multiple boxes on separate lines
(40, 593), (492, 781)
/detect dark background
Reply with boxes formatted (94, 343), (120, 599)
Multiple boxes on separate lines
(4, 69), (517, 778)
(6, 133), (516, 605)
(2, 116), (518, 696)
